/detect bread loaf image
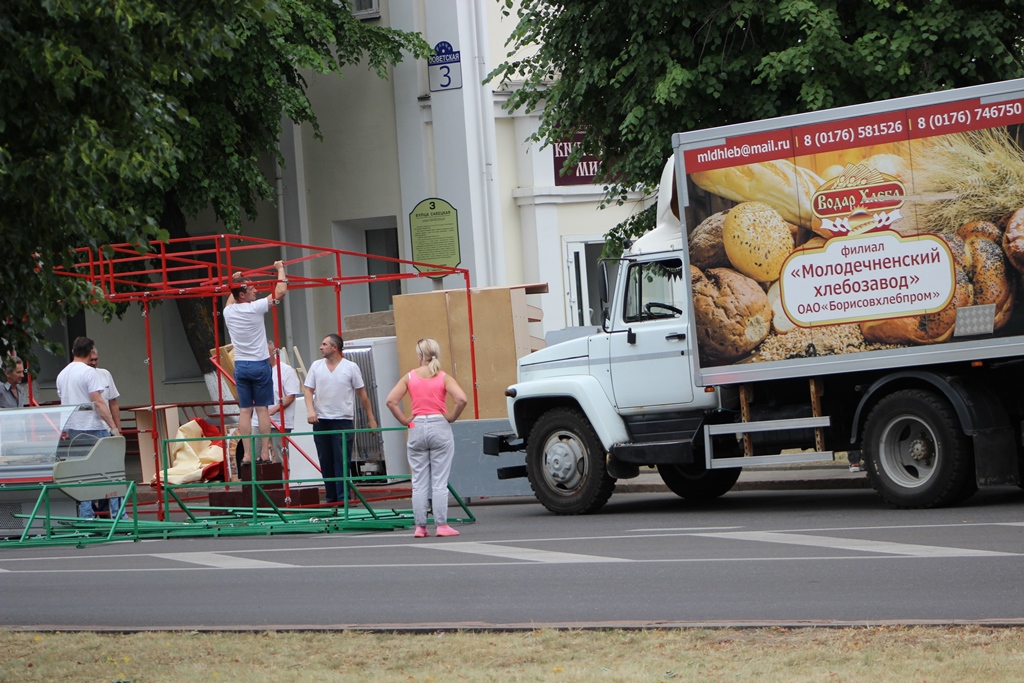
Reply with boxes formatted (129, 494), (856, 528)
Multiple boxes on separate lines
(722, 201), (795, 282)
(692, 266), (771, 363)
(691, 159), (822, 229)
(688, 210), (731, 269)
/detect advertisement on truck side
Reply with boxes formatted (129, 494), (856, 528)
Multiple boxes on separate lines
(680, 91), (1024, 370)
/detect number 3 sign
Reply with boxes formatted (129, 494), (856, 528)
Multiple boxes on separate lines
(428, 41), (463, 92)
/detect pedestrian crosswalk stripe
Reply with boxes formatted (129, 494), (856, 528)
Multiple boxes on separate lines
(693, 531), (1014, 557)
(421, 541), (631, 563)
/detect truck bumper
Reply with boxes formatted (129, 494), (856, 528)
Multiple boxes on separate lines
(483, 430), (524, 455)
(483, 431), (527, 480)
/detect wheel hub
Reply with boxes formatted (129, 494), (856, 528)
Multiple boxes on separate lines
(544, 437), (583, 486)
(909, 433), (933, 462)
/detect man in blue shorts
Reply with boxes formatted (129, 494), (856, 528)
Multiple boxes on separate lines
(223, 260), (288, 466)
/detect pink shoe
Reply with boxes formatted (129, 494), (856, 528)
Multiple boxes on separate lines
(435, 524), (460, 537)
(414, 526), (429, 538)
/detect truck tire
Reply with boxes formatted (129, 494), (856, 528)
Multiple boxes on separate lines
(862, 389), (975, 508)
(657, 464), (741, 500)
(526, 408), (615, 515)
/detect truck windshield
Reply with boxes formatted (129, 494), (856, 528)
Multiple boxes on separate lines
(622, 258), (684, 323)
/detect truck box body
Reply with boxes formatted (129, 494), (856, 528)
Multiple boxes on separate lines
(674, 80), (1024, 386)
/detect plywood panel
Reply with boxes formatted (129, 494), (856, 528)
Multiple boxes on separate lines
(393, 284), (545, 421)
(393, 291), (453, 419)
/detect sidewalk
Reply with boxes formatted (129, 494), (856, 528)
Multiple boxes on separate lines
(614, 463), (871, 494)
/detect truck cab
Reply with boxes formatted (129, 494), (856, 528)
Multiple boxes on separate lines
(484, 164), (736, 514)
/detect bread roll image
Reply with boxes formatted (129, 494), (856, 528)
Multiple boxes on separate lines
(864, 153), (912, 185)
(688, 210), (731, 269)
(767, 282), (797, 334)
(691, 159), (823, 229)
(1001, 208), (1024, 275)
(722, 201), (795, 282)
(691, 266), (771, 363)
(821, 164), (845, 182)
(955, 221), (1015, 329)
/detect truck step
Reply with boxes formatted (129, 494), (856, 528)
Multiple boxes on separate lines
(704, 416), (832, 468)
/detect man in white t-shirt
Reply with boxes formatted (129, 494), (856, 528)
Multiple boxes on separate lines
(56, 337), (120, 519)
(86, 349), (124, 519)
(247, 340), (301, 465)
(303, 334), (377, 504)
(223, 260), (287, 466)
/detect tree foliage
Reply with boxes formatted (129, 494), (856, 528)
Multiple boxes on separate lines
(490, 0), (1024, 254)
(0, 0), (429, 369)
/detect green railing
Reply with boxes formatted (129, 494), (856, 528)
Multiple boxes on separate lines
(1, 426), (473, 548)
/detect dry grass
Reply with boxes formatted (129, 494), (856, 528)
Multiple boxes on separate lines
(3, 626), (1024, 682)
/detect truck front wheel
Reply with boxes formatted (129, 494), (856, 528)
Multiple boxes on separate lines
(862, 389), (975, 508)
(526, 408), (615, 515)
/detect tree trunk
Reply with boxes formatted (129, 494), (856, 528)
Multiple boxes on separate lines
(159, 191), (219, 376)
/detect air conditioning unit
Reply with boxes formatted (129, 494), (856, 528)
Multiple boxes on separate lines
(343, 337), (408, 479)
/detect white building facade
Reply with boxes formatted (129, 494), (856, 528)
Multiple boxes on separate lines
(35, 0), (648, 407)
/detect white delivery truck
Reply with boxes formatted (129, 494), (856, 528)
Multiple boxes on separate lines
(485, 78), (1024, 514)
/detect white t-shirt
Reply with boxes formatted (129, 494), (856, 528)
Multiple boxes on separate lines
(223, 297), (272, 361)
(251, 362), (301, 430)
(95, 368), (120, 402)
(304, 358), (365, 420)
(56, 361), (107, 431)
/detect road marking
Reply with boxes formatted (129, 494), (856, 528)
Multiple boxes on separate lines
(630, 526), (743, 532)
(423, 542), (631, 564)
(151, 552), (296, 569)
(693, 531), (1014, 557)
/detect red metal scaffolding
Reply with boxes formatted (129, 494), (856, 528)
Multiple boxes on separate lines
(57, 235), (478, 516)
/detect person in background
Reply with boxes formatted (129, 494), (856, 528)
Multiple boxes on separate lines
(0, 356), (27, 408)
(56, 337), (120, 519)
(87, 348), (123, 519)
(385, 338), (467, 538)
(303, 334), (377, 505)
(223, 260), (287, 466)
(240, 340), (302, 470)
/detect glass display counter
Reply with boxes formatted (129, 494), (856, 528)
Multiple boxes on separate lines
(0, 405), (127, 536)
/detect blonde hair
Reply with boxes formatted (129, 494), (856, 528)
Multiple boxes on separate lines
(416, 338), (442, 377)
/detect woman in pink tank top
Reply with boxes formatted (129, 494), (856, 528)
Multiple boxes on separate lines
(386, 338), (468, 538)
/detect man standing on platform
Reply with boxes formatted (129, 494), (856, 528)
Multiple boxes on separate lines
(304, 334), (377, 504)
(223, 260), (288, 466)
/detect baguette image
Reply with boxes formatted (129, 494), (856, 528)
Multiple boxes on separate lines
(692, 159), (823, 230)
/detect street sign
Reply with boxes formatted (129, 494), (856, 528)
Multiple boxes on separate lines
(428, 41), (462, 92)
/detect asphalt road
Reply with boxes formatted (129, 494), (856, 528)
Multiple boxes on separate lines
(3, 487), (1024, 630)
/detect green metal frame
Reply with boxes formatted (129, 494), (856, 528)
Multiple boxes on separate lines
(1, 426), (474, 548)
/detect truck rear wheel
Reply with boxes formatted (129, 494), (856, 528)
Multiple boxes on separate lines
(526, 408), (615, 515)
(657, 464), (741, 500)
(862, 389), (975, 508)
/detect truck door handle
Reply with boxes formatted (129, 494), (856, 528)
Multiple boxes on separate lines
(665, 332), (687, 341)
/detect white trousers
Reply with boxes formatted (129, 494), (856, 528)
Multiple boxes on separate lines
(406, 415), (455, 526)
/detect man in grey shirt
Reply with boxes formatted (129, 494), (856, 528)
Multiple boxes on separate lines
(0, 356), (27, 409)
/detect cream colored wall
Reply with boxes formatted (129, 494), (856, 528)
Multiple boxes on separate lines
(556, 201), (638, 239)
(495, 116), (524, 284)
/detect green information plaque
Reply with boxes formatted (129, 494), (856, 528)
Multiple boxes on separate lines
(409, 198), (461, 278)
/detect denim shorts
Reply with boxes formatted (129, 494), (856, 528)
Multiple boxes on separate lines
(235, 359), (273, 408)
